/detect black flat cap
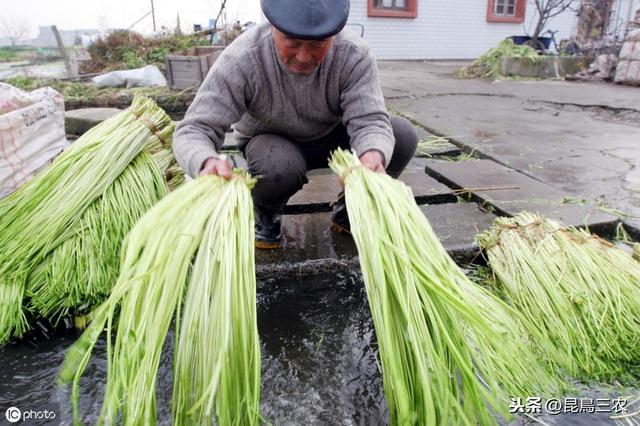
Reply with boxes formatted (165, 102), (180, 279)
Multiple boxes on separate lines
(261, 0), (350, 40)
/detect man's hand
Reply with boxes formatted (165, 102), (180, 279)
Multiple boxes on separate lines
(338, 150), (386, 188)
(199, 156), (233, 179)
(359, 150), (386, 174)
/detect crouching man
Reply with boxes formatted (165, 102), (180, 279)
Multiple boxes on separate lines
(173, 0), (417, 248)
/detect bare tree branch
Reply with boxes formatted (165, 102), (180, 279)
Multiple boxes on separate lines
(547, 1), (576, 18)
(0, 18), (30, 47)
(530, 0), (577, 43)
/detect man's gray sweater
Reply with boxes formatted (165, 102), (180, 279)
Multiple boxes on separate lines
(173, 23), (394, 178)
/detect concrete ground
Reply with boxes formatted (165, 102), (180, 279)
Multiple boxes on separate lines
(379, 60), (640, 232)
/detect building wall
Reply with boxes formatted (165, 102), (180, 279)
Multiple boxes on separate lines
(30, 26), (100, 48)
(347, 0), (615, 59)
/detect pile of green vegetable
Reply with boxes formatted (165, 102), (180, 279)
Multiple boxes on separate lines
(329, 149), (563, 425)
(457, 39), (539, 79)
(60, 173), (261, 425)
(477, 212), (640, 382)
(0, 96), (178, 343)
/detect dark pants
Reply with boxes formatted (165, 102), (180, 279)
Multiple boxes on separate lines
(239, 116), (418, 213)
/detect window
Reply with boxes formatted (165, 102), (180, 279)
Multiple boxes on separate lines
(375, 0), (407, 10)
(487, 0), (526, 23)
(368, 0), (418, 18)
(494, 0), (516, 16)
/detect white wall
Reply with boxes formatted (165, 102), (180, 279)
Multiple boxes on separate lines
(347, 0), (581, 59)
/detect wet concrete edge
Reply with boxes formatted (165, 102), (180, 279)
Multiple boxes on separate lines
(423, 164), (621, 238)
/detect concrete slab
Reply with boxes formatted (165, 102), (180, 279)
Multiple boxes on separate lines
(424, 159), (619, 235)
(286, 168), (454, 213)
(421, 203), (497, 263)
(398, 169), (456, 204)
(256, 202), (494, 269)
(64, 108), (122, 135)
(286, 174), (341, 213)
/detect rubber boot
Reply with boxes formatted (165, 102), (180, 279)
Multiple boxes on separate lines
(330, 193), (351, 234)
(255, 206), (282, 249)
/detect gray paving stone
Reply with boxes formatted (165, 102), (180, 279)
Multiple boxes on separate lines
(65, 108), (122, 135)
(286, 168), (454, 213)
(421, 203), (497, 262)
(399, 169), (456, 203)
(424, 159), (619, 235)
(286, 173), (342, 213)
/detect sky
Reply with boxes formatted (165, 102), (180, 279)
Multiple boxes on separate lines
(2, 0), (263, 38)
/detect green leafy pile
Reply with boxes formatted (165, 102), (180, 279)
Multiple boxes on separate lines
(0, 96), (175, 342)
(458, 39), (540, 79)
(477, 212), (640, 383)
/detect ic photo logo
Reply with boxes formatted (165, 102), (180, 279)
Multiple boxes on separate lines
(3, 406), (57, 424)
(5, 407), (21, 423)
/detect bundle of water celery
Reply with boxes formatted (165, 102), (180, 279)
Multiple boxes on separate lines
(60, 173), (261, 425)
(329, 149), (563, 425)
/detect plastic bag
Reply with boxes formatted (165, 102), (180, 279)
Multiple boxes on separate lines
(92, 65), (167, 88)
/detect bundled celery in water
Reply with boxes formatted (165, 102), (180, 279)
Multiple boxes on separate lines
(60, 173), (261, 426)
(477, 212), (640, 382)
(172, 174), (259, 426)
(0, 96), (173, 343)
(329, 149), (562, 426)
(26, 151), (167, 324)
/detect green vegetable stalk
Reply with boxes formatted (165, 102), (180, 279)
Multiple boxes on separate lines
(59, 173), (261, 426)
(477, 212), (640, 382)
(0, 96), (174, 343)
(329, 149), (563, 426)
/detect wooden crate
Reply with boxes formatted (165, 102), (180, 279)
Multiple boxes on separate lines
(165, 46), (224, 90)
